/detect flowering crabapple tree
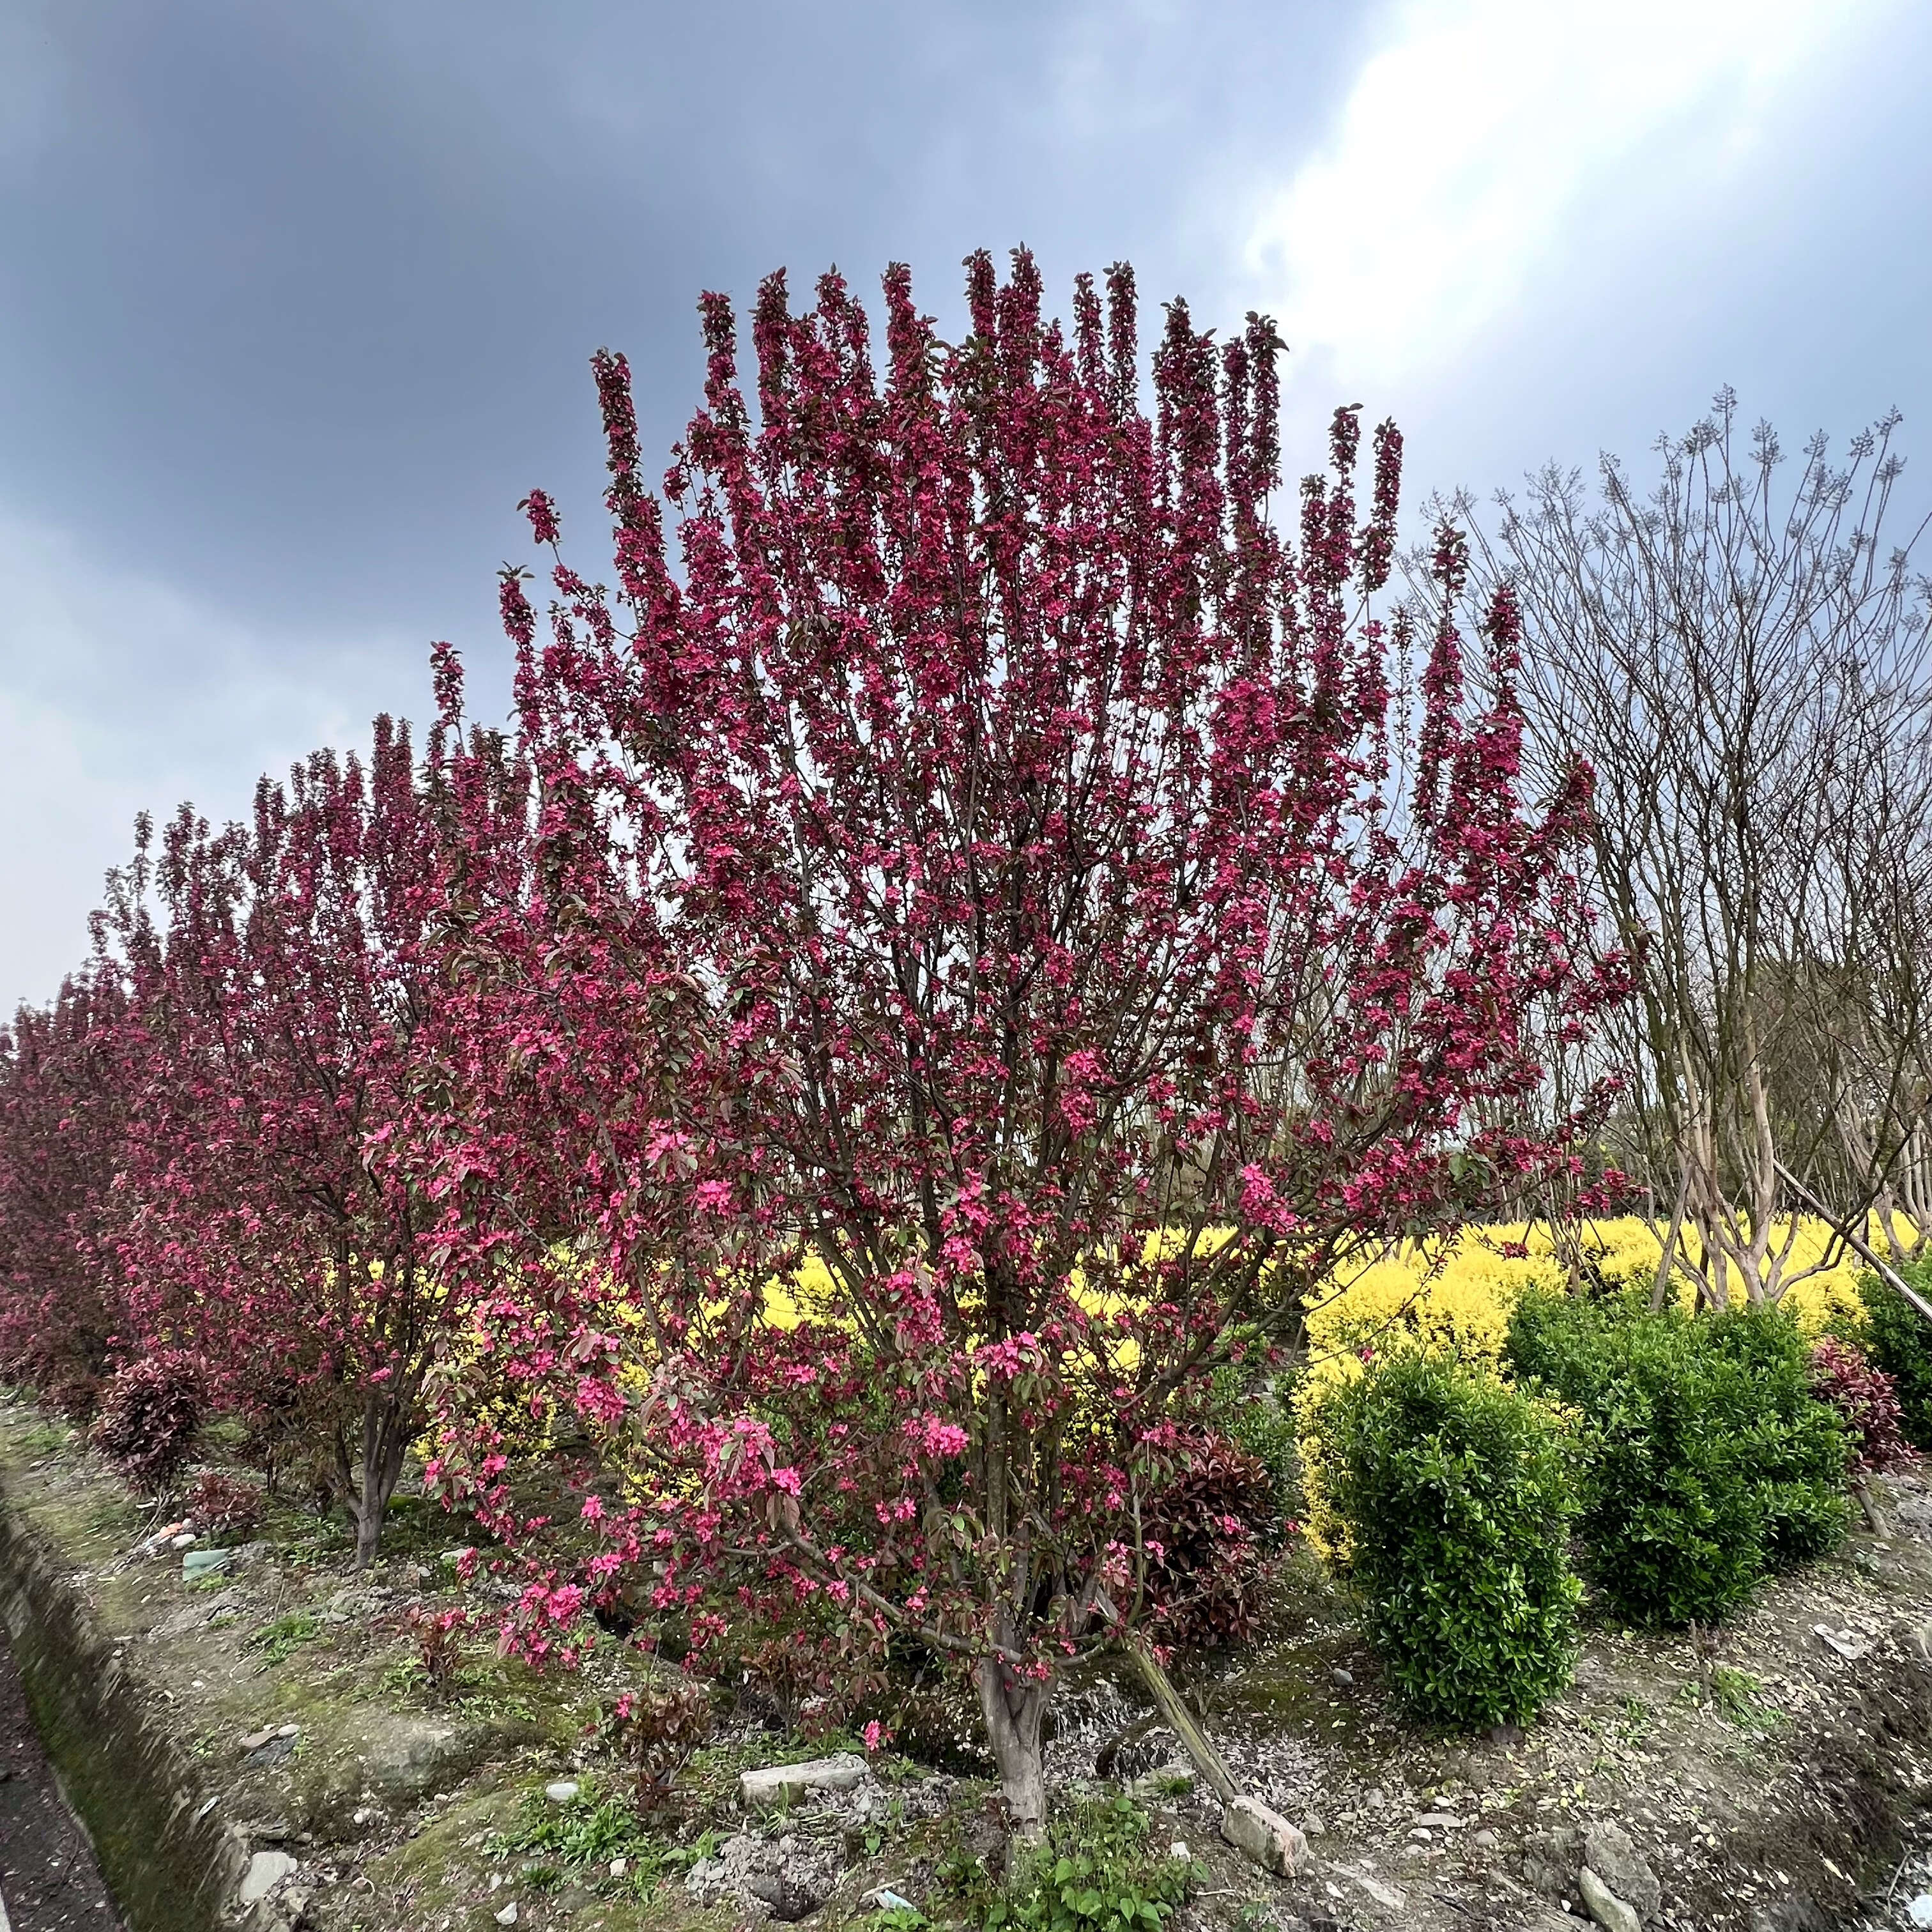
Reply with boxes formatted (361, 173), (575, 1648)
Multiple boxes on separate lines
(429, 250), (1625, 1832)
(99, 716), (507, 1566)
(0, 970), (137, 1418)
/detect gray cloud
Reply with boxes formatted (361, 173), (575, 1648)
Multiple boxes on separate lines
(3, 0), (1928, 1006)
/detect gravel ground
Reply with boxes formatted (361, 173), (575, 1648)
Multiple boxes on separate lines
(0, 1630), (122, 1932)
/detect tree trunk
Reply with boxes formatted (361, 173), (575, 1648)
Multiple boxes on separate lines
(974, 1655), (1050, 1843)
(1649, 1158), (1692, 1312)
(335, 1390), (411, 1570)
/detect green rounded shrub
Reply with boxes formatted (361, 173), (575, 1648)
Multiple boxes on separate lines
(1855, 1262), (1932, 1452)
(1506, 1293), (1850, 1627)
(1311, 1347), (1580, 1729)
(1703, 1305), (1851, 1572)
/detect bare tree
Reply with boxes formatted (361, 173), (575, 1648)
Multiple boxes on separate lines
(1467, 392), (1932, 1304)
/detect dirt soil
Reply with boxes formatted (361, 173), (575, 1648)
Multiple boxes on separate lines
(4, 1397), (1932, 1932)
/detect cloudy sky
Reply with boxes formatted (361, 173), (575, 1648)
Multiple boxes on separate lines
(3, 0), (1928, 1008)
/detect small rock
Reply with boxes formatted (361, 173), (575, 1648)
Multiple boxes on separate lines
(1579, 1865), (1642, 1932)
(1302, 1813), (1326, 1835)
(1474, 1828), (1500, 1850)
(1333, 1862), (1406, 1910)
(238, 1850), (298, 1906)
(170, 1531), (196, 1549)
(1524, 1824), (1584, 1900)
(610, 1857), (628, 1879)
(356, 1712), (463, 1799)
(351, 1808), (374, 1827)
(238, 1728), (277, 1751)
(1330, 1666), (1355, 1687)
(545, 1779), (580, 1804)
(1583, 1820), (1660, 1922)
(739, 1752), (868, 1812)
(1220, 1795), (1308, 1877)
(684, 1857), (727, 1898)
(1417, 1811), (1462, 1829)
(1365, 1787), (1388, 1808)
(275, 1724), (298, 1739)
(1170, 1843), (1190, 1862)
(495, 1906), (518, 1927)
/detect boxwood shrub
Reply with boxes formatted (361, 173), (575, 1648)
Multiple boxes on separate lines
(1310, 1347), (1580, 1729)
(1506, 1292), (1850, 1627)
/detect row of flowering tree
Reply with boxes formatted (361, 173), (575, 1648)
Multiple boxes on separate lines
(0, 718), (526, 1564)
(0, 250), (1623, 1831)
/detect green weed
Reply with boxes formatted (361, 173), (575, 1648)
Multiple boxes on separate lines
(249, 1612), (322, 1666)
(976, 1797), (1192, 1932)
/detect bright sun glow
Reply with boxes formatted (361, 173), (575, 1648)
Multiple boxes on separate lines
(1243, 0), (1882, 383)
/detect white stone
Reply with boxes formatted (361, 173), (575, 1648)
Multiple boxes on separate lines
(544, 1779), (580, 1804)
(238, 1851), (298, 1906)
(1169, 1843), (1190, 1862)
(1219, 1795), (1308, 1876)
(1332, 1860), (1405, 1910)
(1582, 1820), (1659, 1922)
(610, 1857), (628, 1878)
(1578, 1866), (1642, 1932)
(496, 1906), (518, 1926)
(738, 1752), (869, 1812)
(1906, 1895), (1932, 1929)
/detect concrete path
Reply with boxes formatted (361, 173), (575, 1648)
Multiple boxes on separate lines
(0, 1629), (122, 1931)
